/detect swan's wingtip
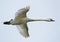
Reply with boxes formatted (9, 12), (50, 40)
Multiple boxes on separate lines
(25, 6), (30, 9)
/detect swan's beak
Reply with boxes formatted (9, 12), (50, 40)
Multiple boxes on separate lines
(50, 19), (55, 22)
(3, 21), (11, 25)
(46, 19), (55, 22)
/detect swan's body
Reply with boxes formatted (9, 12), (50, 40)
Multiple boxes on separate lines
(3, 6), (55, 38)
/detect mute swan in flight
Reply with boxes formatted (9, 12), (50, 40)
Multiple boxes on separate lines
(3, 6), (55, 38)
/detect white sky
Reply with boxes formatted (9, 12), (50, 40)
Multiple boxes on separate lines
(0, 0), (60, 42)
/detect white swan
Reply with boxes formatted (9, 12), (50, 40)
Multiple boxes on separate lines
(3, 6), (55, 38)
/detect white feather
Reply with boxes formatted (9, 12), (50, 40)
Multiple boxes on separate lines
(16, 24), (29, 38)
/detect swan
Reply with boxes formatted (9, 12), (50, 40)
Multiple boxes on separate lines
(3, 6), (55, 38)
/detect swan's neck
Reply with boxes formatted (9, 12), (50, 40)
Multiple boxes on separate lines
(31, 19), (48, 21)
(28, 18), (53, 22)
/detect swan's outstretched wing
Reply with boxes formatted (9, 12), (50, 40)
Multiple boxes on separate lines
(14, 6), (30, 20)
(16, 23), (29, 38)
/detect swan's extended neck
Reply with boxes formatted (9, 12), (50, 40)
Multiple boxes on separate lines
(30, 19), (48, 21)
(28, 18), (55, 22)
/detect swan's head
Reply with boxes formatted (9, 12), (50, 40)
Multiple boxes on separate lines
(3, 19), (13, 25)
(46, 18), (55, 22)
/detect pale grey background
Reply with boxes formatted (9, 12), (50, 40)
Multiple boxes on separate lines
(0, 0), (60, 42)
